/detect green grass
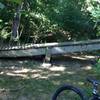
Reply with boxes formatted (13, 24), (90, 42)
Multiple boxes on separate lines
(0, 59), (100, 100)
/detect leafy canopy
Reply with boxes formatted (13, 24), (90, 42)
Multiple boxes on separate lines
(7, 0), (23, 4)
(0, 0), (100, 43)
(0, 2), (5, 9)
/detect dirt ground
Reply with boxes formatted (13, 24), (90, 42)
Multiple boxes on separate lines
(0, 54), (99, 100)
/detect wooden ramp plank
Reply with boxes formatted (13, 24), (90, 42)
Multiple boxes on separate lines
(0, 39), (100, 57)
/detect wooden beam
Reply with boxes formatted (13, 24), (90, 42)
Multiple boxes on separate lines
(0, 39), (100, 57)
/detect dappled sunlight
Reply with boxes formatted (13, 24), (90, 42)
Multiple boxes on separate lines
(18, 60), (28, 64)
(81, 65), (92, 70)
(84, 55), (96, 59)
(13, 68), (32, 73)
(6, 72), (28, 79)
(45, 73), (61, 78)
(52, 79), (85, 87)
(66, 71), (75, 75)
(0, 55), (94, 85)
(52, 77), (85, 85)
(52, 80), (63, 86)
(0, 66), (65, 79)
(71, 55), (96, 60)
(0, 65), (78, 80)
(0, 59), (93, 80)
(31, 73), (42, 79)
(49, 66), (66, 72)
(0, 67), (40, 79)
(0, 54), (98, 100)
(78, 82), (84, 85)
(0, 68), (44, 79)
(13, 68), (42, 74)
(35, 73), (61, 79)
(0, 0), (99, 99)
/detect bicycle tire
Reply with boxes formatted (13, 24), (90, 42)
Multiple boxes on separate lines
(52, 85), (86, 100)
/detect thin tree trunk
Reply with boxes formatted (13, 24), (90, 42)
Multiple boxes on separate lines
(12, 2), (23, 40)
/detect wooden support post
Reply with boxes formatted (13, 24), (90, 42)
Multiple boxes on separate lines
(42, 47), (52, 67)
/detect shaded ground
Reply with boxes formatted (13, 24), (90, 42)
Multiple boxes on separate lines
(0, 54), (100, 100)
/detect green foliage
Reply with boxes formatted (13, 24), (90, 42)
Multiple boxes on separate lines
(0, 29), (10, 39)
(7, 0), (23, 4)
(94, 58), (100, 74)
(89, 0), (100, 20)
(0, 2), (5, 9)
(87, 0), (100, 37)
(0, 0), (100, 44)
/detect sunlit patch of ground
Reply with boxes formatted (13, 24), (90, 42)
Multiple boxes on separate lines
(0, 55), (99, 100)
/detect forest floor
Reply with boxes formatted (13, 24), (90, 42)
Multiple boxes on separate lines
(0, 54), (100, 100)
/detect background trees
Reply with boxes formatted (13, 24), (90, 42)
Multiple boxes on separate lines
(0, 0), (100, 44)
